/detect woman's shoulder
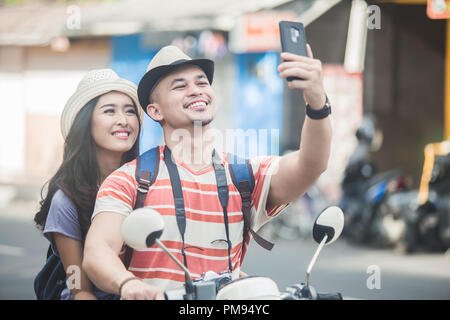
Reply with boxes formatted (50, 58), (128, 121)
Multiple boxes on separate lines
(50, 189), (76, 212)
(44, 189), (82, 252)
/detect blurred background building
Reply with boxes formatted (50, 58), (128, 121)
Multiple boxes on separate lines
(0, 0), (448, 207)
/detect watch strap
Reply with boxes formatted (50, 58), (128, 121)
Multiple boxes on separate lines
(306, 96), (331, 120)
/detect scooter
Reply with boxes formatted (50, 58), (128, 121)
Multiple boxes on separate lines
(339, 115), (411, 247)
(341, 167), (409, 246)
(120, 206), (345, 300)
(400, 141), (450, 253)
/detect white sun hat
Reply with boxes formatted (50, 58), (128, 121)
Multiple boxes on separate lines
(60, 68), (144, 139)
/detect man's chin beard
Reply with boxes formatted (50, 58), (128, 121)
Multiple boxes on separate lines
(192, 118), (214, 127)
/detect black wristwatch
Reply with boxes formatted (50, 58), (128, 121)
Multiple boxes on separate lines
(306, 96), (331, 120)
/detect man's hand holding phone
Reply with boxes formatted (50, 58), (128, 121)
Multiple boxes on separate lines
(278, 44), (327, 110)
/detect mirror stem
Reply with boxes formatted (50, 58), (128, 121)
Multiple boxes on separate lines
(155, 239), (193, 283)
(306, 234), (328, 288)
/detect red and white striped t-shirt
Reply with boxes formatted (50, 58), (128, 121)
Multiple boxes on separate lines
(92, 145), (288, 291)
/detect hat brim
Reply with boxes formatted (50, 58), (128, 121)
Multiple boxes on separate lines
(137, 59), (214, 113)
(61, 79), (143, 139)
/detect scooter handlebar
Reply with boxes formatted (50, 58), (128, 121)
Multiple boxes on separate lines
(165, 286), (344, 300)
(281, 284), (343, 300)
(316, 292), (343, 300)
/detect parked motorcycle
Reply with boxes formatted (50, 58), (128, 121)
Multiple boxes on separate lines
(398, 141), (450, 253)
(373, 188), (417, 249)
(340, 116), (412, 247)
(120, 206), (345, 300)
(341, 162), (411, 247)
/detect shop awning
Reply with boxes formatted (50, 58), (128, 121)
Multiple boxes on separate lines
(0, 0), (342, 46)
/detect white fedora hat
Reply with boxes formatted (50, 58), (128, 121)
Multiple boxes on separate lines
(137, 45), (214, 113)
(60, 68), (144, 139)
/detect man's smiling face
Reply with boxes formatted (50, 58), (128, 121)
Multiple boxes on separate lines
(146, 64), (217, 129)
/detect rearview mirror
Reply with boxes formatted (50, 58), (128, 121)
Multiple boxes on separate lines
(121, 207), (195, 289)
(121, 208), (165, 249)
(312, 206), (344, 245)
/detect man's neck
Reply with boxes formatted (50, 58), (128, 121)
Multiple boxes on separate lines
(163, 123), (216, 171)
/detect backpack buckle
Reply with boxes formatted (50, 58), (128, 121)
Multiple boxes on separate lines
(137, 178), (150, 193)
(137, 171), (152, 193)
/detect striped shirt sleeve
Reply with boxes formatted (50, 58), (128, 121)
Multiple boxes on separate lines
(249, 155), (290, 232)
(92, 160), (138, 221)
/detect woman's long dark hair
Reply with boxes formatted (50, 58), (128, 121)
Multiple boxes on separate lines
(34, 95), (141, 239)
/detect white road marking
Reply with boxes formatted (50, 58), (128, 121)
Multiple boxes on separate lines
(0, 244), (26, 257)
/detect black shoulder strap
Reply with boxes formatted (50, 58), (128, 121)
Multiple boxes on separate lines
(164, 147), (234, 272)
(212, 150), (233, 273)
(46, 244), (53, 259)
(163, 146), (189, 268)
(123, 147), (160, 270)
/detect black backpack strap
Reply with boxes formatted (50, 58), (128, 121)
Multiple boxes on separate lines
(212, 150), (233, 273)
(163, 146), (189, 268)
(163, 147), (236, 272)
(228, 154), (274, 258)
(46, 244), (53, 259)
(123, 147), (160, 270)
(164, 147), (234, 272)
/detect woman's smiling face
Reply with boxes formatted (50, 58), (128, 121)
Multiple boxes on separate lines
(90, 91), (140, 155)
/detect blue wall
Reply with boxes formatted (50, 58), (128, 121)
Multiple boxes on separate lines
(109, 34), (162, 154)
(232, 52), (284, 157)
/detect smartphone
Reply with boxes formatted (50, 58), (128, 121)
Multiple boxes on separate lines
(279, 21), (308, 81)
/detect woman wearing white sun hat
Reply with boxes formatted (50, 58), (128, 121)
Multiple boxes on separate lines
(34, 69), (144, 300)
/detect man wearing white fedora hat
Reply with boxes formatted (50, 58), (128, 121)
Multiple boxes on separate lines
(83, 45), (332, 300)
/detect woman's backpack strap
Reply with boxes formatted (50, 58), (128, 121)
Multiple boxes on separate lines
(124, 147), (160, 270)
(134, 147), (160, 209)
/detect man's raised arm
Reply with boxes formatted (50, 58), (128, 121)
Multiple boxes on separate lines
(267, 45), (332, 209)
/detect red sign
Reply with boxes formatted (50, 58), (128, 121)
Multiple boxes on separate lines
(427, 0), (450, 19)
(230, 11), (296, 53)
